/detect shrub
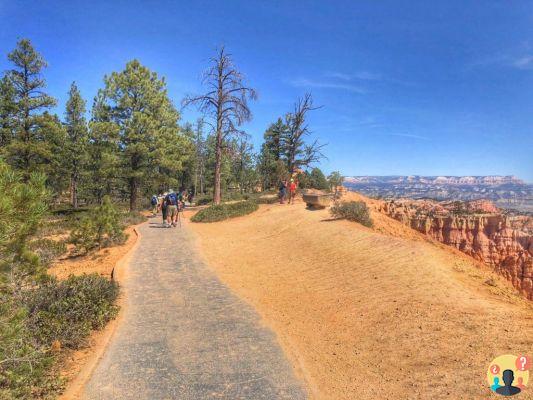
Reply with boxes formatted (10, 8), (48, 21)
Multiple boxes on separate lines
(330, 201), (373, 227)
(24, 274), (119, 350)
(69, 196), (125, 254)
(121, 211), (147, 226)
(29, 239), (67, 267)
(191, 200), (259, 223)
(0, 296), (55, 400)
(195, 196), (212, 206)
(0, 274), (119, 399)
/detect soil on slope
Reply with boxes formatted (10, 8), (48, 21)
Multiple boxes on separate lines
(48, 225), (139, 280)
(49, 223), (142, 399)
(187, 197), (533, 400)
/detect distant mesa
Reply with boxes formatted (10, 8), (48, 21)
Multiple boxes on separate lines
(343, 175), (532, 213)
(343, 175), (526, 186)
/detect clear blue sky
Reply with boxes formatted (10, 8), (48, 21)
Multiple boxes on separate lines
(1, 0), (532, 180)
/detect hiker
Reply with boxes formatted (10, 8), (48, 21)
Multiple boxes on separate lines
(289, 179), (297, 204)
(279, 180), (287, 204)
(165, 190), (179, 227)
(160, 192), (168, 226)
(150, 194), (158, 216)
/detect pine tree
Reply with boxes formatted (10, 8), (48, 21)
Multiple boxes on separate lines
(310, 167), (329, 190)
(264, 118), (287, 161)
(230, 136), (256, 193)
(328, 171), (344, 197)
(97, 60), (188, 210)
(64, 82), (88, 208)
(0, 75), (16, 148)
(258, 118), (289, 189)
(4, 39), (57, 178)
(0, 161), (48, 292)
(86, 120), (120, 204)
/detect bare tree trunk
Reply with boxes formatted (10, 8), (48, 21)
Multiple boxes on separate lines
(182, 47), (256, 203)
(71, 174), (78, 209)
(194, 165), (198, 197)
(214, 130), (222, 204)
(200, 165), (204, 194)
(129, 177), (138, 211)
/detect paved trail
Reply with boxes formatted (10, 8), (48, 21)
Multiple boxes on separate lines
(83, 219), (306, 400)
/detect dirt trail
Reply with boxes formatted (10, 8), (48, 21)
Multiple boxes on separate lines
(188, 199), (533, 399)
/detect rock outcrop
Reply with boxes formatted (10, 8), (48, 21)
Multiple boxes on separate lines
(379, 199), (533, 300)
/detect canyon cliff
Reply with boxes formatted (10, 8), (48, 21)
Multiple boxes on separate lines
(378, 199), (533, 300)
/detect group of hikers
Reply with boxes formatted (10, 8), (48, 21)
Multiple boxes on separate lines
(279, 178), (298, 204)
(150, 189), (191, 228)
(150, 178), (299, 227)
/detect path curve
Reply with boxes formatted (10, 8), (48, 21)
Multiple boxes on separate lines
(83, 219), (306, 400)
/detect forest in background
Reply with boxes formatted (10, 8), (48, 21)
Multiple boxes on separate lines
(0, 39), (338, 211)
(0, 38), (342, 399)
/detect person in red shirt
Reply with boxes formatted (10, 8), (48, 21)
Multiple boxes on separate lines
(289, 178), (297, 204)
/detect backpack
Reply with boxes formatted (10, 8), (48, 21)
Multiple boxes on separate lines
(151, 195), (158, 206)
(166, 193), (178, 206)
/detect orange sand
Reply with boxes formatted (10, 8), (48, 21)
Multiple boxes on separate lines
(187, 198), (533, 399)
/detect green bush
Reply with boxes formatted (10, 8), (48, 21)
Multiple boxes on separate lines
(195, 196), (212, 206)
(191, 200), (259, 223)
(330, 201), (373, 227)
(0, 296), (55, 400)
(69, 196), (126, 254)
(24, 274), (119, 350)
(0, 275), (119, 399)
(29, 239), (67, 267)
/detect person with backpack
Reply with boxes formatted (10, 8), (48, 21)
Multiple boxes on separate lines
(150, 194), (159, 216)
(165, 190), (179, 227)
(160, 192), (168, 227)
(279, 180), (287, 204)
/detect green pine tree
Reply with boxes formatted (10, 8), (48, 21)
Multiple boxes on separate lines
(310, 167), (329, 190)
(85, 119), (120, 204)
(3, 39), (58, 179)
(64, 82), (88, 208)
(0, 161), (48, 292)
(97, 60), (189, 210)
(0, 75), (16, 148)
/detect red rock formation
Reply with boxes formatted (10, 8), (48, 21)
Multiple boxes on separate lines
(379, 200), (533, 300)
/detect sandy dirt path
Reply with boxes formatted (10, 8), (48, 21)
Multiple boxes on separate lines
(189, 201), (533, 400)
(82, 219), (306, 399)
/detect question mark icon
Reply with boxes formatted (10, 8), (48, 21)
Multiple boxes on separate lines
(515, 355), (531, 371)
(491, 364), (500, 374)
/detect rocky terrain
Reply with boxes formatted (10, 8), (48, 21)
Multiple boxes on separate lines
(378, 198), (533, 299)
(344, 175), (533, 212)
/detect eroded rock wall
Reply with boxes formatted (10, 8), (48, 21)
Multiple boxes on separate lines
(379, 200), (533, 299)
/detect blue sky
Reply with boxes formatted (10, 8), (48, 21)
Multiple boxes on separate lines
(1, 0), (532, 180)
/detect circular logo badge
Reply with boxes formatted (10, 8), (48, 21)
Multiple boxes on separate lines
(487, 354), (530, 396)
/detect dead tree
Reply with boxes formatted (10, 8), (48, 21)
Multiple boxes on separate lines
(183, 47), (256, 204)
(285, 93), (326, 174)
